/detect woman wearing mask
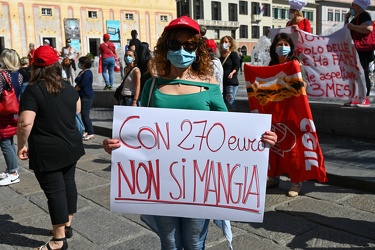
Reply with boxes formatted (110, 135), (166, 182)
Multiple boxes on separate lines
(103, 16), (278, 249)
(286, 0), (312, 33)
(0, 49), (22, 186)
(219, 36), (240, 111)
(99, 34), (116, 90)
(17, 45), (85, 250)
(344, 0), (373, 107)
(268, 33), (307, 197)
(116, 49), (141, 106)
(75, 56), (95, 140)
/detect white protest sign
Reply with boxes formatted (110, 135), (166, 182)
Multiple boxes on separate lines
(110, 106), (271, 222)
(269, 26), (366, 102)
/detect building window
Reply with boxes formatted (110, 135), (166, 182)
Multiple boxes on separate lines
(328, 9), (333, 21)
(88, 11), (98, 18)
(239, 1), (248, 15)
(125, 13), (134, 20)
(41, 8), (52, 16)
(193, 0), (204, 19)
(281, 9), (287, 19)
(229, 3), (238, 21)
(212, 2), (221, 21)
(273, 8), (278, 19)
(341, 12), (346, 22)
(214, 29), (220, 40)
(160, 15), (168, 22)
(240, 25), (248, 38)
(251, 2), (260, 15)
(252, 26), (260, 39)
(263, 4), (271, 17)
(335, 10), (340, 22)
(307, 11), (314, 21)
(263, 26), (270, 37)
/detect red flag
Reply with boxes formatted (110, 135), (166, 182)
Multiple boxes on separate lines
(244, 61), (327, 183)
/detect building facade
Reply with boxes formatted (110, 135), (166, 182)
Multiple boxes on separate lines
(1, 0), (375, 58)
(0, 0), (176, 57)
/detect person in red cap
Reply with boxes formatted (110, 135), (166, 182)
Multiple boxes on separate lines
(17, 45), (85, 250)
(102, 15), (277, 250)
(99, 33), (117, 90)
(205, 39), (223, 93)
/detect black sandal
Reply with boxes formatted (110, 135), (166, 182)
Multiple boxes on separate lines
(48, 226), (73, 239)
(36, 237), (68, 250)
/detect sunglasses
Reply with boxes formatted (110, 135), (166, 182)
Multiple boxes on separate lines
(167, 40), (198, 52)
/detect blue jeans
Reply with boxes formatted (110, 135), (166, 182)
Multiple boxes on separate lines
(119, 95), (140, 106)
(223, 85), (238, 111)
(0, 137), (19, 173)
(102, 57), (115, 87)
(21, 82), (28, 94)
(153, 216), (210, 250)
(81, 96), (94, 135)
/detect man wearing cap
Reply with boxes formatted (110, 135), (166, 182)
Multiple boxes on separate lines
(61, 38), (80, 85)
(344, 0), (373, 107)
(43, 39), (50, 46)
(287, 0), (312, 33)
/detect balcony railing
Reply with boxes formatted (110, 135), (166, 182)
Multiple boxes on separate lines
(251, 14), (262, 23)
(197, 19), (240, 28)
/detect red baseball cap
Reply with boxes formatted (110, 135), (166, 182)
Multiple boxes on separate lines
(33, 46), (59, 66)
(205, 39), (217, 53)
(103, 34), (110, 40)
(164, 16), (200, 34)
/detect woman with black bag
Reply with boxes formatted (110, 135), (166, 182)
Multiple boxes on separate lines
(114, 49), (141, 106)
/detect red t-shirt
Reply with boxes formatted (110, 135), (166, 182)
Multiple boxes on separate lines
(287, 18), (312, 33)
(99, 42), (116, 58)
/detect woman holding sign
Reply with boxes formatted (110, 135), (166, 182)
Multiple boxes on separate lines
(267, 32), (308, 197)
(286, 0), (312, 33)
(345, 0), (373, 107)
(104, 16), (277, 250)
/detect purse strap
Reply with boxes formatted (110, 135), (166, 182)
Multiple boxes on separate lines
(221, 52), (231, 66)
(147, 77), (157, 107)
(104, 42), (116, 56)
(0, 71), (12, 89)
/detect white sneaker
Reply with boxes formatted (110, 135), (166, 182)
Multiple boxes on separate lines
(0, 172), (20, 186)
(0, 172), (8, 179)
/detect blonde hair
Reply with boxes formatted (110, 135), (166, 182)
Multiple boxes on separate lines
(0, 49), (20, 72)
(219, 36), (237, 52)
(20, 57), (29, 66)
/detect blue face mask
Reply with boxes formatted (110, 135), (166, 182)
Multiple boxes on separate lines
(276, 46), (291, 56)
(125, 56), (134, 64)
(78, 64), (82, 69)
(350, 8), (356, 16)
(66, 43), (71, 46)
(167, 49), (196, 69)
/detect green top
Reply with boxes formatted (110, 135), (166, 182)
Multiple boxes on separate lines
(141, 77), (228, 112)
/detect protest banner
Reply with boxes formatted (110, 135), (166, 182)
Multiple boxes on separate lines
(110, 106), (271, 222)
(244, 60), (327, 183)
(268, 26), (366, 103)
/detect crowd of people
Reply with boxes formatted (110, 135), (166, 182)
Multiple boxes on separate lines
(0, 0), (373, 248)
